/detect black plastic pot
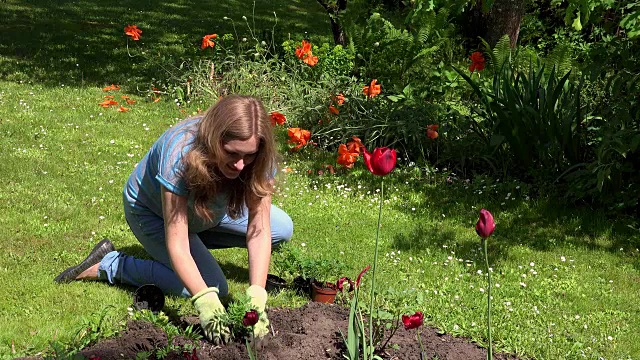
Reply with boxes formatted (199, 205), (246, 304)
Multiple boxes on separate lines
(133, 284), (165, 313)
(265, 274), (288, 293)
(293, 275), (313, 297)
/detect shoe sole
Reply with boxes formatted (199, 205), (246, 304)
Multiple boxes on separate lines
(54, 238), (115, 283)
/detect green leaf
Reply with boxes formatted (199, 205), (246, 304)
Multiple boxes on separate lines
(572, 11), (583, 31)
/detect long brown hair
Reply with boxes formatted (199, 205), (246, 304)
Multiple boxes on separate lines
(182, 95), (278, 222)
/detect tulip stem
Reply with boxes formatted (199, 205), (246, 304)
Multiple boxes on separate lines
(483, 238), (493, 360)
(368, 179), (384, 355)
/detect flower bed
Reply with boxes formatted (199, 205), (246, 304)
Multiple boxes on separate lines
(72, 302), (518, 360)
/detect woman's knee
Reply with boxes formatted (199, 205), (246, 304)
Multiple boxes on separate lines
(271, 210), (293, 246)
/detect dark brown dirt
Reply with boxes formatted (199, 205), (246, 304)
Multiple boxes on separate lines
(77, 302), (519, 360)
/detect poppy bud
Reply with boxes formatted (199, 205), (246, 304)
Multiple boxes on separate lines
(475, 209), (496, 239)
(242, 309), (259, 327)
(363, 147), (397, 176)
(402, 311), (424, 330)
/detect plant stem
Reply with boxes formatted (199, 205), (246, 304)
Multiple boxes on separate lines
(368, 179), (384, 355)
(483, 238), (493, 360)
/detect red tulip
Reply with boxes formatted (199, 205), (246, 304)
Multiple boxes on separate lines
(337, 277), (354, 292)
(242, 309), (259, 327)
(363, 147), (397, 176)
(475, 209), (496, 238)
(402, 311), (424, 330)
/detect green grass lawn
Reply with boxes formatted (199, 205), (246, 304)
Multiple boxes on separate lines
(1, 1), (640, 359)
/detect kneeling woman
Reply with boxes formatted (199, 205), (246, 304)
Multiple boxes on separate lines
(55, 95), (293, 343)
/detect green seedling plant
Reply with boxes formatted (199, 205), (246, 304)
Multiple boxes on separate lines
(128, 308), (201, 358)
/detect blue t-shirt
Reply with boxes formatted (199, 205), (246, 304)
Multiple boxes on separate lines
(124, 117), (228, 232)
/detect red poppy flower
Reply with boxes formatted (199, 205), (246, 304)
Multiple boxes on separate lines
(337, 144), (358, 168)
(98, 100), (118, 108)
(402, 311), (424, 330)
(329, 105), (340, 115)
(302, 53), (318, 66)
(270, 111), (286, 126)
(363, 147), (397, 176)
(201, 34), (217, 49)
(346, 136), (364, 155)
(325, 164), (336, 174)
(363, 79), (381, 98)
(295, 40), (312, 59)
(288, 127), (311, 150)
(475, 209), (496, 238)
(333, 93), (345, 105)
(356, 265), (371, 288)
(426, 124), (439, 139)
(124, 25), (142, 41)
(102, 84), (120, 91)
(242, 309), (259, 327)
(469, 51), (485, 72)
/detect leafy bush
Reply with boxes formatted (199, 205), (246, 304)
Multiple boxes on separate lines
(563, 71), (640, 211)
(455, 60), (590, 179)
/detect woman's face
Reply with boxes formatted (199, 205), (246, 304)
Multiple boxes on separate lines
(217, 136), (259, 179)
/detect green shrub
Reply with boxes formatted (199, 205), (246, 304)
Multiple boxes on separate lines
(455, 61), (590, 179)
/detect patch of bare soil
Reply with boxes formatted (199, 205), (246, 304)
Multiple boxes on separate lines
(76, 302), (519, 360)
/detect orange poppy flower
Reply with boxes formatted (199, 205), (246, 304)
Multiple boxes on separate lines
(270, 111), (286, 126)
(201, 34), (217, 49)
(98, 100), (118, 108)
(302, 53), (318, 66)
(336, 144), (359, 168)
(126, 99), (136, 105)
(363, 79), (381, 98)
(287, 127), (311, 150)
(346, 136), (364, 154)
(102, 84), (120, 91)
(153, 97), (161, 103)
(333, 93), (345, 105)
(117, 106), (129, 112)
(295, 40), (312, 59)
(469, 52), (485, 72)
(329, 105), (339, 115)
(124, 25), (142, 41)
(426, 124), (439, 139)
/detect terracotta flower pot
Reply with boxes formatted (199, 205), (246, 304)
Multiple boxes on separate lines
(133, 284), (165, 313)
(311, 281), (337, 304)
(265, 274), (288, 293)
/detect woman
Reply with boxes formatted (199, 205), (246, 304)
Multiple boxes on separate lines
(55, 95), (294, 343)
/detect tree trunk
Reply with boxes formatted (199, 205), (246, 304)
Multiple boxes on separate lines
(330, 17), (347, 46)
(316, 0), (348, 46)
(484, 0), (526, 48)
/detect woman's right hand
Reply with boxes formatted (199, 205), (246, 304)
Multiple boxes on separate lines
(192, 287), (231, 344)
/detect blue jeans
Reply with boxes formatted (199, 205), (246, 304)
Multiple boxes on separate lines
(98, 203), (293, 298)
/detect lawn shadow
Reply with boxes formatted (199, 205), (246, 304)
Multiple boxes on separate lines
(0, 0), (331, 87)
(392, 223), (458, 252)
(387, 176), (640, 268)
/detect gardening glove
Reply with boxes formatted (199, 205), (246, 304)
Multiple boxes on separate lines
(192, 287), (231, 344)
(246, 285), (270, 338)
